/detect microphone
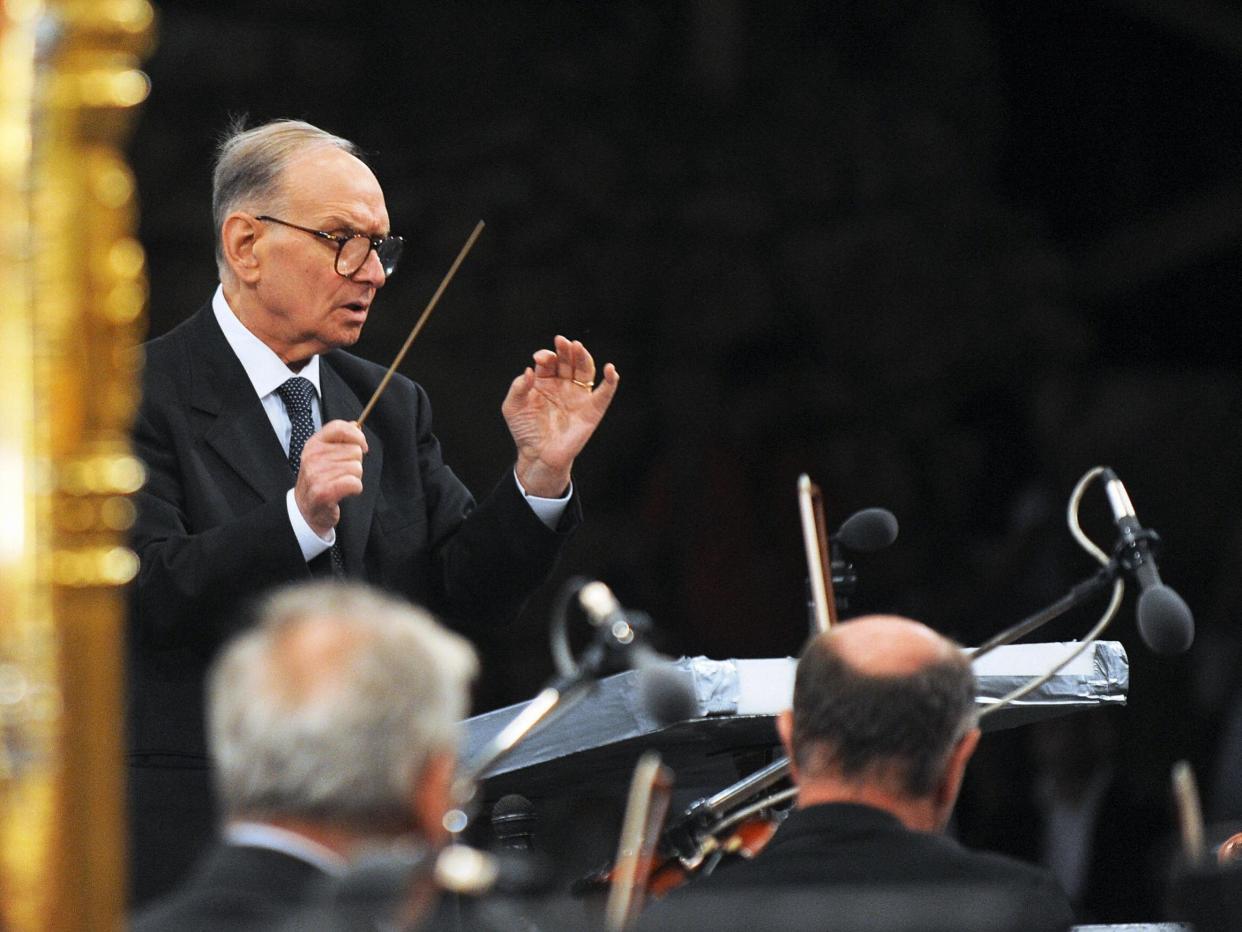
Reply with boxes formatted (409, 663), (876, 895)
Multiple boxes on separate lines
(577, 580), (632, 634)
(1101, 468), (1194, 654)
(833, 507), (899, 552)
(637, 659), (699, 725)
(578, 581), (698, 723)
(491, 794), (535, 851)
(823, 508), (899, 618)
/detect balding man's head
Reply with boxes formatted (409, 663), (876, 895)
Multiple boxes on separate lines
(828, 615), (962, 677)
(789, 615), (977, 800)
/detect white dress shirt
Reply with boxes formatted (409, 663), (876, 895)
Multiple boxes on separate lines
(211, 286), (568, 565)
(223, 820), (347, 876)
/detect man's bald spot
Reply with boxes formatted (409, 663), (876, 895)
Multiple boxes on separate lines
(822, 615), (961, 678)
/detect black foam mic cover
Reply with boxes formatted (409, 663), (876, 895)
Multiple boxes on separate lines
(1137, 584), (1195, 656)
(834, 508), (899, 553)
(637, 661), (698, 726)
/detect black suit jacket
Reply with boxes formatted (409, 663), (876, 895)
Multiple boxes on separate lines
(131, 844), (326, 931)
(643, 803), (1075, 932)
(128, 301), (578, 762)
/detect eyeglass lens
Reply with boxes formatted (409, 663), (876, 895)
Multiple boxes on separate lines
(338, 235), (404, 277)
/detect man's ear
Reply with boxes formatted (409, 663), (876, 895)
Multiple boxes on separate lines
(411, 750), (456, 846)
(777, 709), (800, 784)
(221, 213), (263, 284)
(934, 727), (981, 825)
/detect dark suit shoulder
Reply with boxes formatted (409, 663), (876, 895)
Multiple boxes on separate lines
(131, 845), (325, 932)
(137, 302), (237, 413)
(685, 804), (1074, 931)
(143, 301), (216, 359)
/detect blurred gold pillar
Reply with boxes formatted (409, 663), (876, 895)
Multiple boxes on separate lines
(0, 0), (154, 929)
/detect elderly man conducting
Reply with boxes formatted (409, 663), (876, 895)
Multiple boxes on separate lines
(127, 118), (619, 902)
(132, 581), (477, 930)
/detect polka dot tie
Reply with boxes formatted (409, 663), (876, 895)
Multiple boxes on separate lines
(276, 377), (345, 576)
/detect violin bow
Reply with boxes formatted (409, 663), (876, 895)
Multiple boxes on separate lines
(605, 751), (674, 931)
(798, 473), (839, 632)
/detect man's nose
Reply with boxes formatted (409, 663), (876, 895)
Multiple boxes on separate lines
(353, 247), (387, 286)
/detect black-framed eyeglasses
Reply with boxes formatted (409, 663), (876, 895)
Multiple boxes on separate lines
(256, 215), (404, 279)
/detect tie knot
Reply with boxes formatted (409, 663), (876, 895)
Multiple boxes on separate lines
(276, 376), (315, 413)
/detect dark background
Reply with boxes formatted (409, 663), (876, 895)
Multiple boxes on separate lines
(129, 0), (1242, 920)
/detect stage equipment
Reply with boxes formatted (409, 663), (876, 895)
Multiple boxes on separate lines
(448, 577), (688, 833)
(463, 641), (1128, 802)
(972, 466), (1193, 720)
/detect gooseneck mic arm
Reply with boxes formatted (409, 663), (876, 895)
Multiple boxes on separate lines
(973, 465), (1194, 720)
(970, 565), (1117, 662)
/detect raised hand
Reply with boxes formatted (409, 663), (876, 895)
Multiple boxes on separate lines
(293, 420), (368, 536)
(502, 335), (620, 498)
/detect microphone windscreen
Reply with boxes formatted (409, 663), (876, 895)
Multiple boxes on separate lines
(835, 507), (899, 553)
(638, 664), (698, 726)
(1138, 585), (1195, 655)
(491, 793), (533, 822)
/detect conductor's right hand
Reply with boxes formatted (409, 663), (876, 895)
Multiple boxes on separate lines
(294, 420), (368, 537)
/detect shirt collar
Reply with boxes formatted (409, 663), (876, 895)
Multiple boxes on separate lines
(222, 820), (347, 876)
(212, 284), (322, 400)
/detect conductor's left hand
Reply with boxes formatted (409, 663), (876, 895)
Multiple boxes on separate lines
(502, 335), (619, 498)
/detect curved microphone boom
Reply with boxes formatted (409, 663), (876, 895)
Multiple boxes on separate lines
(1102, 469), (1195, 655)
(975, 465), (1193, 720)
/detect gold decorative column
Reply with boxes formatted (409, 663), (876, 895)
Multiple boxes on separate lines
(0, 1), (154, 929)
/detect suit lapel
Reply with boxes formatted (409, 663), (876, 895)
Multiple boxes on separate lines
(320, 359), (383, 576)
(188, 306), (294, 504)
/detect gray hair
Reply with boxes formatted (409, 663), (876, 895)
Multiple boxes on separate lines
(207, 581), (478, 833)
(792, 630), (977, 798)
(211, 118), (361, 276)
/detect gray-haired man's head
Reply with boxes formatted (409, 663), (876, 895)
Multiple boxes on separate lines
(207, 581), (477, 838)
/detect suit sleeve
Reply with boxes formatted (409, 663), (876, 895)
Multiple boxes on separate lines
(370, 375), (581, 631)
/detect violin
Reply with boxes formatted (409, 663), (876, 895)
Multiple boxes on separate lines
(642, 788), (793, 897)
(577, 761), (795, 900)
(1218, 831), (1242, 865)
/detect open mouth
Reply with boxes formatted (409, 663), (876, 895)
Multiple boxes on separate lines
(343, 301), (369, 313)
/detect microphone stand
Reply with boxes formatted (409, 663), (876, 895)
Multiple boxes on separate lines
(969, 563), (1119, 662)
(451, 622), (641, 827)
(972, 512), (1171, 663)
(685, 544), (1134, 858)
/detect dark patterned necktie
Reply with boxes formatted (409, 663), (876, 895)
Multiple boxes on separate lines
(276, 376), (345, 576)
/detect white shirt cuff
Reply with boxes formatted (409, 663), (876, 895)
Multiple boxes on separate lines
(514, 471), (571, 530)
(286, 488), (335, 561)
